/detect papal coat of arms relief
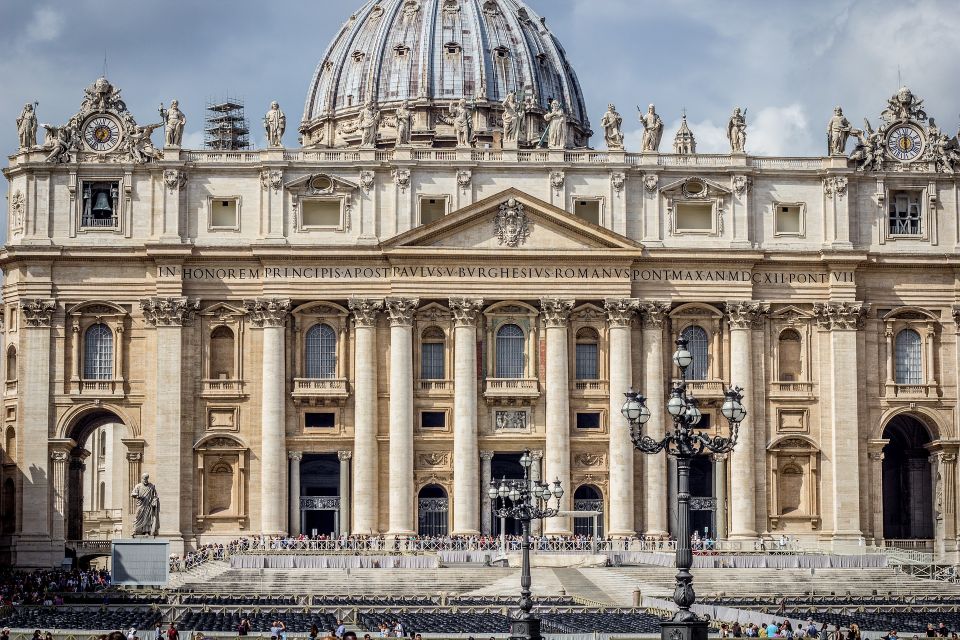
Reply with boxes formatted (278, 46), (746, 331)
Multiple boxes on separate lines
(493, 198), (531, 247)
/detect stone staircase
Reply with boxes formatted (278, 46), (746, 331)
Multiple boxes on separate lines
(168, 559), (232, 590)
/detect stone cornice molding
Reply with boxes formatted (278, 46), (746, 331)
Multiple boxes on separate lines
(725, 300), (770, 330)
(540, 297), (575, 328)
(20, 298), (57, 328)
(639, 301), (671, 329)
(140, 297), (199, 327)
(385, 297), (420, 327)
(449, 297), (485, 327)
(243, 298), (291, 328)
(349, 298), (384, 328)
(604, 298), (639, 328)
(813, 301), (869, 331)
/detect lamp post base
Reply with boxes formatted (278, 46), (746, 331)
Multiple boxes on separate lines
(660, 619), (709, 640)
(510, 617), (541, 640)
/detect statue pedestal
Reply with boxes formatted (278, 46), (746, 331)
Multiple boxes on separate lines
(608, 150), (627, 164)
(162, 147), (181, 162)
(660, 620), (709, 640)
(729, 152), (748, 166)
(111, 538), (172, 586)
(640, 151), (658, 166)
(825, 155), (850, 169)
(262, 148), (285, 162)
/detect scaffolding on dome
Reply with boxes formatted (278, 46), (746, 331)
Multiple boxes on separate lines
(204, 98), (251, 150)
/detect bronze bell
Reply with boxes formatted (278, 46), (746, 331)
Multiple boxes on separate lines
(92, 192), (112, 215)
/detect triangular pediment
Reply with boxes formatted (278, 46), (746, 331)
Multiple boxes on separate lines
(383, 188), (641, 252)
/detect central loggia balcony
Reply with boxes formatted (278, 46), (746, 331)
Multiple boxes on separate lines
(293, 377), (350, 405)
(484, 377), (540, 402)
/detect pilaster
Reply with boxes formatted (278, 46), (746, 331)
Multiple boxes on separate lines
(605, 298), (640, 537)
(541, 297), (575, 536)
(449, 297), (484, 536)
(386, 297), (419, 536)
(640, 301), (670, 537)
(349, 298), (384, 534)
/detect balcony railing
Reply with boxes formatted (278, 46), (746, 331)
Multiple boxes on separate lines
(73, 379), (123, 397)
(484, 378), (540, 400)
(201, 379), (247, 398)
(887, 383), (938, 399)
(80, 216), (118, 229)
(572, 379), (609, 396)
(673, 379), (726, 397)
(417, 379), (453, 394)
(293, 378), (350, 404)
(770, 381), (815, 398)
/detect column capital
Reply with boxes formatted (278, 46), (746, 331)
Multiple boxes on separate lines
(540, 298), (575, 328)
(725, 300), (770, 330)
(813, 301), (869, 331)
(710, 453), (729, 462)
(338, 450), (353, 461)
(449, 297), (484, 327)
(952, 304), (960, 331)
(385, 297), (420, 327)
(349, 297), (384, 328)
(604, 298), (639, 328)
(479, 450), (495, 461)
(288, 451), (303, 461)
(639, 301), (671, 329)
(530, 449), (544, 461)
(20, 298), (57, 328)
(126, 451), (143, 463)
(243, 298), (291, 328)
(140, 296), (199, 327)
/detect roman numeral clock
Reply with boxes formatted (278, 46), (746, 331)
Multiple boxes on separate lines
(82, 115), (123, 152)
(887, 124), (924, 162)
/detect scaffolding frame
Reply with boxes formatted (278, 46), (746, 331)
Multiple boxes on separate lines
(204, 98), (251, 150)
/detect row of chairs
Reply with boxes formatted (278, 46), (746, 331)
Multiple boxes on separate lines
(0, 607), (161, 631)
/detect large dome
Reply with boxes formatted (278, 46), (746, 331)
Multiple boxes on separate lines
(300, 0), (592, 149)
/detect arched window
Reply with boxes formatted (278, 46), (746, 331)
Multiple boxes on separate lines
(207, 462), (235, 515)
(680, 325), (709, 380)
(417, 484), (449, 537)
(895, 329), (922, 384)
(420, 327), (445, 380)
(209, 326), (235, 379)
(98, 482), (106, 511)
(495, 324), (525, 378)
(5, 346), (15, 381)
(83, 324), (113, 380)
(573, 485), (604, 538)
(778, 329), (802, 382)
(4, 426), (14, 464)
(779, 464), (804, 515)
(575, 327), (600, 380)
(305, 323), (337, 379)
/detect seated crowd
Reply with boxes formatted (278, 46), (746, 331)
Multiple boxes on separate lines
(0, 569), (110, 606)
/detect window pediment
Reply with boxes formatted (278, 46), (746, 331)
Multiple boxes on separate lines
(660, 176), (732, 200)
(285, 173), (358, 197)
(67, 301), (127, 319)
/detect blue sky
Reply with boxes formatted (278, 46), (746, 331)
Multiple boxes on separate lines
(3, 0), (960, 157)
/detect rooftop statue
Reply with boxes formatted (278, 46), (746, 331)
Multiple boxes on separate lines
(264, 101), (286, 148)
(501, 91), (522, 150)
(827, 106), (852, 155)
(162, 100), (186, 147)
(638, 104), (663, 152)
(601, 104), (624, 151)
(541, 100), (567, 150)
(727, 107), (747, 153)
(17, 103), (38, 150)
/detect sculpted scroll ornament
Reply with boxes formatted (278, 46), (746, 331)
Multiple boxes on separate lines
(813, 302), (869, 330)
(574, 452), (605, 467)
(20, 299), (57, 327)
(418, 452), (451, 468)
(10, 191), (24, 231)
(824, 176), (848, 198)
(611, 172), (625, 195)
(643, 174), (659, 193)
(725, 301), (770, 329)
(604, 298), (639, 328)
(359, 170), (375, 193)
(260, 170), (283, 192)
(163, 170), (186, 192)
(140, 297), (199, 327)
(540, 298), (575, 328)
(392, 168), (411, 191)
(349, 298), (384, 327)
(732, 175), (751, 196)
(550, 171), (565, 193)
(494, 198), (531, 248)
(449, 297), (484, 326)
(457, 170), (472, 191)
(243, 298), (291, 327)
(385, 297), (420, 326)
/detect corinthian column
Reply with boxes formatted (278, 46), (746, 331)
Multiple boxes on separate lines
(386, 297), (419, 536)
(814, 301), (868, 543)
(725, 300), (768, 540)
(244, 298), (291, 535)
(640, 301), (670, 537)
(288, 451), (303, 536)
(541, 298), (575, 536)
(605, 298), (640, 537)
(350, 298), (384, 535)
(480, 450), (494, 535)
(449, 297), (484, 535)
(141, 296), (199, 542)
(338, 450), (353, 535)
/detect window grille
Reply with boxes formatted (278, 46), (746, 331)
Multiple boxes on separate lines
(83, 324), (113, 380)
(889, 193), (922, 235)
(895, 329), (922, 385)
(305, 324), (337, 379)
(681, 325), (709, 380)
(496, 324), (525, 378)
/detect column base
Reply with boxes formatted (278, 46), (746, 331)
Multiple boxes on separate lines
(660, 619), (709, 640)
(386, 530), (416, 538)
(608, 529), (638, 539)
(643, 529), (670, 538)
(451, 529), (481, 537)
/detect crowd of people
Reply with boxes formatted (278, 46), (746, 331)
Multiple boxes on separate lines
(718, 620), (960, 640)
(0, 568), (110, 606)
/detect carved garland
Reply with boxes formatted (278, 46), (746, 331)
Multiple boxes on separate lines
(140, 297), (199, 327)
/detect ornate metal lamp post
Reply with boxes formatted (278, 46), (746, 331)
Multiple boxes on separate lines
(489, 449), (564, 640)
(620, 337), (746, 640)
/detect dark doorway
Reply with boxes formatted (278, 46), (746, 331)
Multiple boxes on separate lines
(492, 453), (524, 536)
(417, 484), (449, 536)
(300, 454), (341, 537)
(573, 485), (604, 537)
(689, 456), (715, 538)
(65, 410), (126, 541)
(883, 415), (934, 540)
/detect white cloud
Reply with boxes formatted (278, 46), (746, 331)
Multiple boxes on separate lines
(181, 131), (205, 150)
(25, 7), (64, 43)
(749, 105), (811, 156)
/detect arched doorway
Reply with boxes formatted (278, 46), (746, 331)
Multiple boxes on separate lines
(883, 415), (934, 540)
(573, 485), (604, 538)
(63, 409), (131, 542)
(491, 453), (525, 535)
(417, 484), (449, 536)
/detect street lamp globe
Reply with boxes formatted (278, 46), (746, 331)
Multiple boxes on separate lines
(685, 402), (702, 426)
(509, 485), (521, 501)
(520, 450), (532, 468)
(498, 479), (509, 498)
(672, 337), (693, 370)
(667, 392), (686, 416)
(488, 481), (499, 500)
(621, 390), (650, 423)
(721, 388), (747, 423)
(552, 479), (564, 499)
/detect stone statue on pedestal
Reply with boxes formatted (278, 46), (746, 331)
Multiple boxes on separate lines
(131, 473), (160, 537)
(263, 101), (286, 148)
(638, 104), (663, 152)
(163, 100), (186, 147)
(394, 100), (412, 146)
(17, 103), (38, 150)
(727, 107), (747, 153)
(501, 91), (521, 149)
(541, 100), (567, 149)
(827, 106), (852, 155)
(601, 104), (624, 150)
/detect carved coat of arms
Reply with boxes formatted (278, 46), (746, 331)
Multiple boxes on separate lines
(494, 198), (531, 247)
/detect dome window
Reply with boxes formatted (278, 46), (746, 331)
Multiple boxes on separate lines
(445, 42), (462, 56)
(493, 46), (510, 60)
(442, 0), (460, 13)
(352, 50), (365, 63)
(483, 0), (501, 15)
(394, 44), (410, 58)
(368, 4), (385, 20)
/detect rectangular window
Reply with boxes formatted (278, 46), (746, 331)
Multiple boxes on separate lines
(575, 412), (601, 430)
(889, 191), (922, 236)
(775, 204), (803, 236)
(305, 412), (335, 429)
(421, 342), (445, 380)
(81, 180), (120, 229)
(210, 199), (239, 230)
(419, 197), (448, 226)
(420, 411), (446, 429)
(573, 199), (601, 225)
(675, 202), (713, 232)
(575, 343), (599, 380)
(301, 200), (342, 229)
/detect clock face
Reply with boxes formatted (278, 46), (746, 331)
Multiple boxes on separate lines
(887, 125), (924, 162)
(83, 116), (122, 152)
